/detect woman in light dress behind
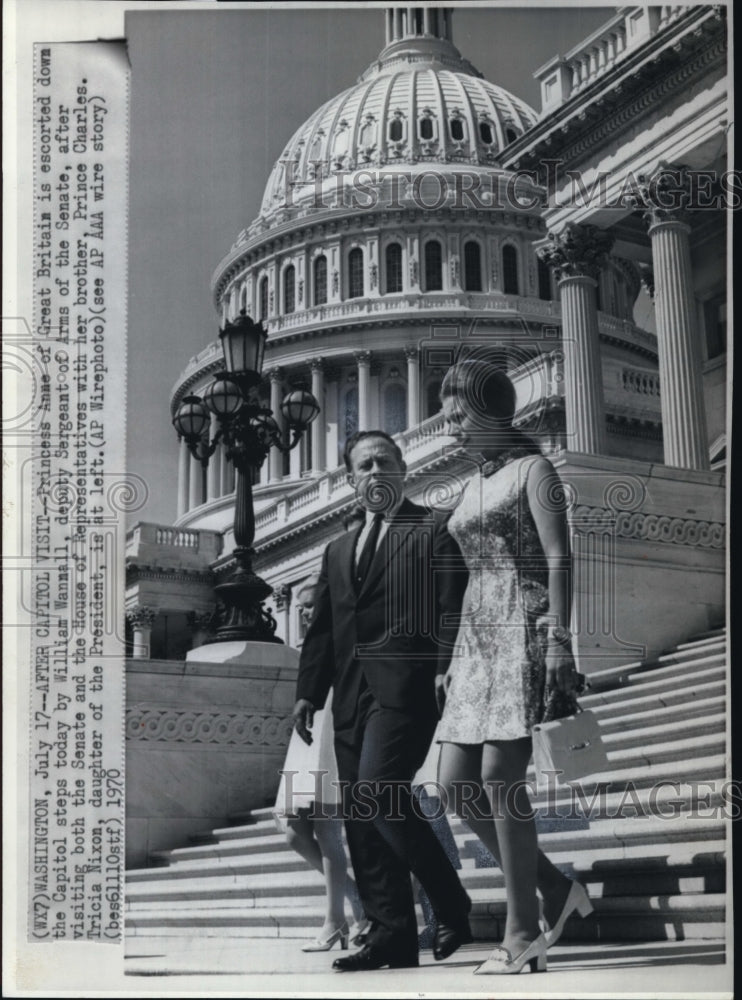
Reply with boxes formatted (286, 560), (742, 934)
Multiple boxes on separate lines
(274, 578), (367, 951)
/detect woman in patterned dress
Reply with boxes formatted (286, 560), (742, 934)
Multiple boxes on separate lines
(435, 361), (593, 975)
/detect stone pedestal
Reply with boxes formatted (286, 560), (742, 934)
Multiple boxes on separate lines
(125, 641), (299, 869)
(554, 453), (725, 670)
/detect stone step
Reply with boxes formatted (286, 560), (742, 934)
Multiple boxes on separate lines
(585, 679), (726, 722)
(581, 666), (725, 711)
(597, 713), (725, 751)
(125, 891), (726, 942)
(127, 803), (725, 886)
(596, 695), (725, 735)
(585, 638), (725, 692)
(623, 652), (726, 687)
(126, 838), (726, 908)
(181, 697), (724, 854)
(139, 749), (726, 870)
(675, 628), (726, 647)
(132, 753), (728, 875)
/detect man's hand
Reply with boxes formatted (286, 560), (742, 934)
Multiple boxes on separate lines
(292, 698), (315, 745)
(435, 672), (452, 716)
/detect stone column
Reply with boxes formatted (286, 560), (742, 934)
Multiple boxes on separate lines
(310, 358), (326, 472)
(405, 345), (420, 428)
(537, 224), (613, 455)
(188, 447), (203, 510)
(207, 414), (220, 501)
(356, 351), (372, 432)
(268, 367), (285, 482)
(126, 606), (157, 659)
(638, 166), (709, 470)
(177, 437), (189, 518)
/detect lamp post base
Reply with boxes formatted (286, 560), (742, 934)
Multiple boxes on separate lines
(212, 566), (283, 644)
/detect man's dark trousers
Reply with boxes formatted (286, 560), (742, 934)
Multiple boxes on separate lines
(333, 684), (468, 956)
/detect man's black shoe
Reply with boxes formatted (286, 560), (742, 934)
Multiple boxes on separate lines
(432, 920), (473, 961)
(332, 944), (419, 972)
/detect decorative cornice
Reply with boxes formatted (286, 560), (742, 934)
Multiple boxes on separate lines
(126, 564), (215, 585)
(126, 708), (293, 746)
(570, 505), (724, 548)
(507, 12), (726, 174)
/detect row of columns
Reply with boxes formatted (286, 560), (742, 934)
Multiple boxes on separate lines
(177, 437), (236, 518)
(537, 165), (709, 470)
(385, 8), (451, 45)
(126, 607), (216, 659)
(176, 349), (423, 516)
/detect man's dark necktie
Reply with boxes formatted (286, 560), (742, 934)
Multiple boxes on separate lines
(355, 512), (384, 589)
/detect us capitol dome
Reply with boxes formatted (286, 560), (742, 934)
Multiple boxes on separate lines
(169, 5), (655, 548)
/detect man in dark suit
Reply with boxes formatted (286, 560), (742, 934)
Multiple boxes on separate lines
(293, 430), (471, 972)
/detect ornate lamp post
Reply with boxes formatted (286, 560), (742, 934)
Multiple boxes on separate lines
(173, 311), (319, 643)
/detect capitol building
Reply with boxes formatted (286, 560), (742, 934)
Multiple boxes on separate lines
(125, 5), (729, 949)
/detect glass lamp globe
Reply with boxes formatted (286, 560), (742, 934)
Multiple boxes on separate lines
(281, 390), (320, 429)
(173, 395), (210, 440)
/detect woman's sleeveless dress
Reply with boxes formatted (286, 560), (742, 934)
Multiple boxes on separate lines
(437, 451), (567, 744)
(273, 689), (341, 827)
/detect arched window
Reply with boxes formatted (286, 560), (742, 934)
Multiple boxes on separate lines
(450, 118), (464, 141)
(463, 241), (482, 291)
(479, 121), (494, 145)
(537, 258), (552, 301)
(505, 126), (518, 144)
(502, 245), (519, 295)
(341, 386), (359, 462)
(313, 255), (327, 306)
(424, 240), (442, 291)
(426, 378), (443, 418)
(385, 243), (403, 294)
(383, 383), (407, 436)
(259, 276), (269, 320)
(420, 117), (434, 140)
(389, 118), (403, 142)
(283, 265), (295, 314)
(348, 248), (364, 299)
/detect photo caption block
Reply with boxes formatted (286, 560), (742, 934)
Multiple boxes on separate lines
(30, 41), (129, 943)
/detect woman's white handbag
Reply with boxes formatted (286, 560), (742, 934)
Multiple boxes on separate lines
(532, 708), (609, 790)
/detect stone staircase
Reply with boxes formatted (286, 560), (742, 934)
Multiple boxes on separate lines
(125, 628), (728, 943)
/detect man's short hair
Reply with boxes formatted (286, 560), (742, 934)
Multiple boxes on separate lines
(343, 430), (405, 471)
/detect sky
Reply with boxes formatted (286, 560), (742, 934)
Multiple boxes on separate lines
(125, 4), (611, 526)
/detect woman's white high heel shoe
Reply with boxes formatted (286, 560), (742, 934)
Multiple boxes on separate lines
(301, 923), (349, 952)
(544, 881), (593, 947)
(474, 933), (548, 974)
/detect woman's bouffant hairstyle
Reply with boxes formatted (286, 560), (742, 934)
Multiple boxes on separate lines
(440, 361), (517, 426)
(440, 360), (540, 452)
